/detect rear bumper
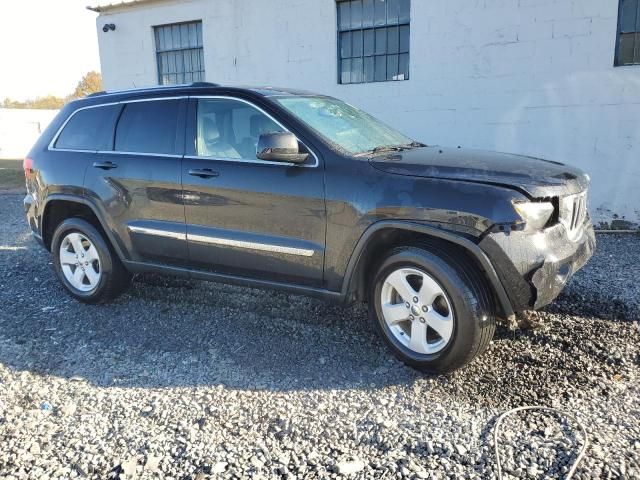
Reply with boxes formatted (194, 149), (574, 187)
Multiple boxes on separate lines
(479, 219), (596, 311)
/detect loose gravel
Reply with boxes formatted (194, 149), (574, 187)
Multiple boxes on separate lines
(0, 192), (638, 479)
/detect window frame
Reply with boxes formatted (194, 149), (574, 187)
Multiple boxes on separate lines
(114, 98), (185, 156)
(185, 96), (319, 168)
(615, 0), (640, 66)
(49, 102), (121, 153)
(193, 97), (285, 160)
(336, 0), (410, 85)
(51, 104), (122, 152)
(49, 97), (187, 157)
(154, 20), (205, 85)
(49, 96), (318, 167)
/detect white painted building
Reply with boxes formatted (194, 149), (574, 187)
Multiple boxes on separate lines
(0, 108), (58, 160)
(91, 0), (640, 227)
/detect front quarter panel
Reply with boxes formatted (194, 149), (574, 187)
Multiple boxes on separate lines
(323, 156), (526, 291)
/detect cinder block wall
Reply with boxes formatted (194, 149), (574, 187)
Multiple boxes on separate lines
(97, 0), (640, 226)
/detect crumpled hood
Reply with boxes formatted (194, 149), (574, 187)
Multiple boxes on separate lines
(369, 147), (589, 198)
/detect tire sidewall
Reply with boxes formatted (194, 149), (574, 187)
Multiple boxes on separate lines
(371, 248), (481, 372)
(52, 218), (115, 302)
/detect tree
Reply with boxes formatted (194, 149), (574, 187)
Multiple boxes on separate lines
(1, 71), (103, 110)
(70, 71), (103, 99)
(2, 98), (19, 108)
(2, 95), (65, 110)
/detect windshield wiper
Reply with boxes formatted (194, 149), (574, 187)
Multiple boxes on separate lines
(370, 145), (407, 154)
(360, 141), (426, 156)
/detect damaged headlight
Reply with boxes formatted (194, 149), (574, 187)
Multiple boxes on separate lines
(512, 201), (555, 232)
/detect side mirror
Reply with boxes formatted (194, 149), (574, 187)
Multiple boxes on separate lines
(256, 132), (309, 164)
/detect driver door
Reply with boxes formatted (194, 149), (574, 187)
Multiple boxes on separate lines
(182, 96), (326, 287)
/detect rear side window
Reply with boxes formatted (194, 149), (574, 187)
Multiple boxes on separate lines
(55, 105), (120, 151)
(115, 100), (181, 154)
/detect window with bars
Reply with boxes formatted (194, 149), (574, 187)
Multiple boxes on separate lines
(154, 21), (205, 85)
(616, 0), (640, 65)
(337, 0), (410, 84)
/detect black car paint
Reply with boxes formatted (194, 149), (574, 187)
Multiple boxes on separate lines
(182, 97), (326, 286)
(24, 84), (595, 316)
(369, 147), (590, 198)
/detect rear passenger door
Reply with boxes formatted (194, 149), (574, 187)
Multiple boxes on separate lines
(83, 98), (189, 266)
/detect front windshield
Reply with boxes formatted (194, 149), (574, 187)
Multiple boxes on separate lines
(274, 96), (414, 155)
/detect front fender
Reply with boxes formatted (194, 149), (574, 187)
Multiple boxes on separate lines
(340, 220), (514, 317)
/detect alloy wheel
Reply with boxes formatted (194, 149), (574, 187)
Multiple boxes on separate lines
(59, 232), (102, 292)
(380, 267), (454, 355)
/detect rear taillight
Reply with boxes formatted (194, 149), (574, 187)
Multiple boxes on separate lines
(23, 157), (33, 178)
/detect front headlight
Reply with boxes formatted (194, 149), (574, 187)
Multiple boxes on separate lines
(512, 201), (555, 232)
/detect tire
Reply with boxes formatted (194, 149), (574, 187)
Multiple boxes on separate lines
(369, 245), (496, 373)
(51, 218), (131, 303)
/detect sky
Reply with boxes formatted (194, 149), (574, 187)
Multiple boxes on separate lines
(0, 0), (101, 101)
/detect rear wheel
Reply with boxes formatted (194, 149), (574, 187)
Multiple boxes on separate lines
(52, 218), (131, 303)
(369, 245), (496, 373)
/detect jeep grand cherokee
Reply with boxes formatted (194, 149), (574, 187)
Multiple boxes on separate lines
(23, 83), (595, 372)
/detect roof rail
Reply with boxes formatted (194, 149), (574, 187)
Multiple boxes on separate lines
(189, 82), (219, 87)
(86, 82), (221, 98)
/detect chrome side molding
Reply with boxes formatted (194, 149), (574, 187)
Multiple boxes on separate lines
(128, 225), (187, 241)
(187, 233), (315, 257)
(128, 224), (315, 257)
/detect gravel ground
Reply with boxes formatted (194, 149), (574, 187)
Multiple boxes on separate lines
(0, 192), (638, 479)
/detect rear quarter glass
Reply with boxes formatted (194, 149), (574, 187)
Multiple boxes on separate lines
(54, 104), (121, 151)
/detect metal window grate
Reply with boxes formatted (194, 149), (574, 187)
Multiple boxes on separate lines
(337, 0), (410, 84)
(154, 21), (205, 85)
(615, 0), (640, 65)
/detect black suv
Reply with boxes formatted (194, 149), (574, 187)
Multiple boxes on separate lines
(24, 83), (595, 372)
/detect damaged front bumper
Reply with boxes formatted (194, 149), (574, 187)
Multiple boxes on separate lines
(479, 219), (596, 312)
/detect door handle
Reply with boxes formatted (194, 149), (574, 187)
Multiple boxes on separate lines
(93, 161), (118, 170)
(188, 168), (219, 179)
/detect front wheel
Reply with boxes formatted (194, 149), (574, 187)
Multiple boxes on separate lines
(369, 246), (496, 373)
(52, 218), (131, 303)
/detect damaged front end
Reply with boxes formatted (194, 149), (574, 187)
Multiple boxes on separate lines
(480, 192), (596, 312)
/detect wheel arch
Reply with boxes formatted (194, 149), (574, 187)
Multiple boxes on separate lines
(41, 194), (127, 262)
(341, 221), (514, 317)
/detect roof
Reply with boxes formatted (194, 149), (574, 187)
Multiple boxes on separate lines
(87, 82), (220, 98)
(79, 83), (321, 103)
(87, 0), (165, 13)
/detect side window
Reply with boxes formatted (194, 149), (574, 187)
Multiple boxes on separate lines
(55, 105), (120, 151)
(616, 0), (640, 65)
(337, 0), (410, 84)
(155, 21), (205, 85)
(196, 99), (284, 159)
(115, 100), (181, 154)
